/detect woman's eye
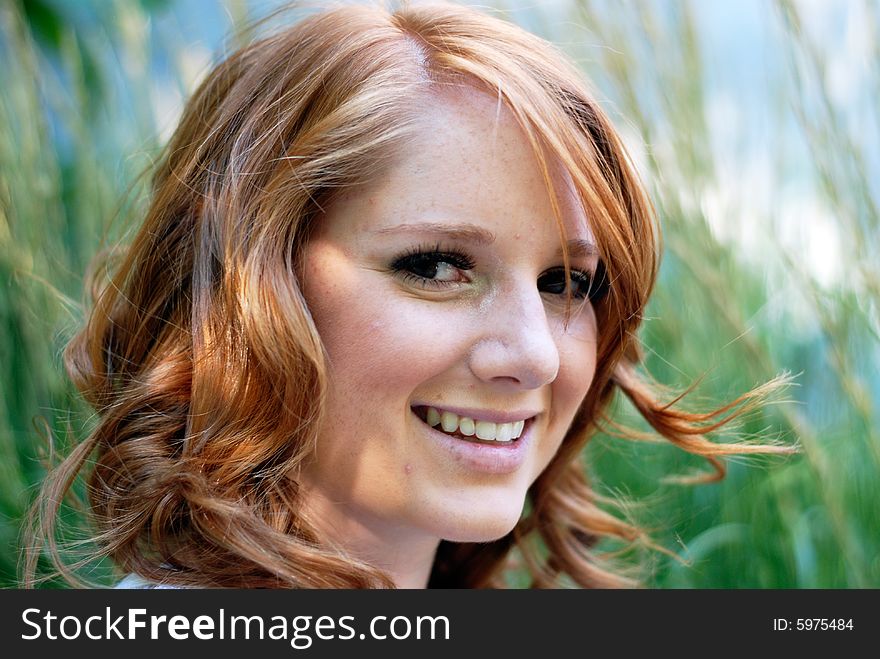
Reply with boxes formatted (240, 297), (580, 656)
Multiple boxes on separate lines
(538, 263), (609, 302)
(390, 249), (475, 288)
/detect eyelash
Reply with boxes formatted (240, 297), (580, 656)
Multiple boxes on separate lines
(390, 244), (476, 289)
(390, 244), (609, 302)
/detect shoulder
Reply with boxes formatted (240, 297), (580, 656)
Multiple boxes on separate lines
(115, 573), (181, 589)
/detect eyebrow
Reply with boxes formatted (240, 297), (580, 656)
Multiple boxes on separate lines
(564, 238), (600, 258)
(372, 222), (599, 257)
(372, 222), (495, 245)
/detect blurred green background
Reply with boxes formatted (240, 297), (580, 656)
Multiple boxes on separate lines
(1, 0), (877, 588)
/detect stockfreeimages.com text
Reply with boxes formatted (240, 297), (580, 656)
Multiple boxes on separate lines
(21, 607), (450, 649)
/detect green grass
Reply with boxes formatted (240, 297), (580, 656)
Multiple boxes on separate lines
(570, 0), (879, 587)
(1, 0), (877, 587)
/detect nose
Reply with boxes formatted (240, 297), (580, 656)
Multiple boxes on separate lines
(467, 282), (560, 389)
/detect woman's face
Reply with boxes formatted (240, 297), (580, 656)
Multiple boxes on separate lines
(299, 89), (600, 547)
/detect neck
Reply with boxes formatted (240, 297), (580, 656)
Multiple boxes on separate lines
(375, 535), (439, 589)
(298, 485), (439, 589)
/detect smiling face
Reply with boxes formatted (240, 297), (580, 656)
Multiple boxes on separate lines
(297, 88), (602, 552)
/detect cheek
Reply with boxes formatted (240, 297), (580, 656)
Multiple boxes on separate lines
(544, 311), (599, 451)
(302, 250), (467, 396)
(557, 302), (599, 384)
(555, 337), (597, 415)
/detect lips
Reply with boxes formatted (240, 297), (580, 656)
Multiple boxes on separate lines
(411, 405), (533, 474)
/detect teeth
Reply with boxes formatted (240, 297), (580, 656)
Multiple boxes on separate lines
(422, 407), (526, 443)
(475, 420), (497, 440)
(440, 411), (458, 433)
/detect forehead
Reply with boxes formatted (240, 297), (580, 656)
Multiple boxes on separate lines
(316, 86), (594, 250)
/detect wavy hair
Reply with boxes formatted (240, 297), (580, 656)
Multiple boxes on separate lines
(25, 1), (793, 588)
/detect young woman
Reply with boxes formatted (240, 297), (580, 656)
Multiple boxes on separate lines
(26, 1), (791, 589)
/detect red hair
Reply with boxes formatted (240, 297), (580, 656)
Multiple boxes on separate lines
(25, 2), (793, 589)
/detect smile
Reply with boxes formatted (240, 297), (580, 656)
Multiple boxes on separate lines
(412, 406), (530, 443)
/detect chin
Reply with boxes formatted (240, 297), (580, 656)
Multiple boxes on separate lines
(432, 498), (525, 544)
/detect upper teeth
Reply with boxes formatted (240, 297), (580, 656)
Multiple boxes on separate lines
(424, 407), (525, 442)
